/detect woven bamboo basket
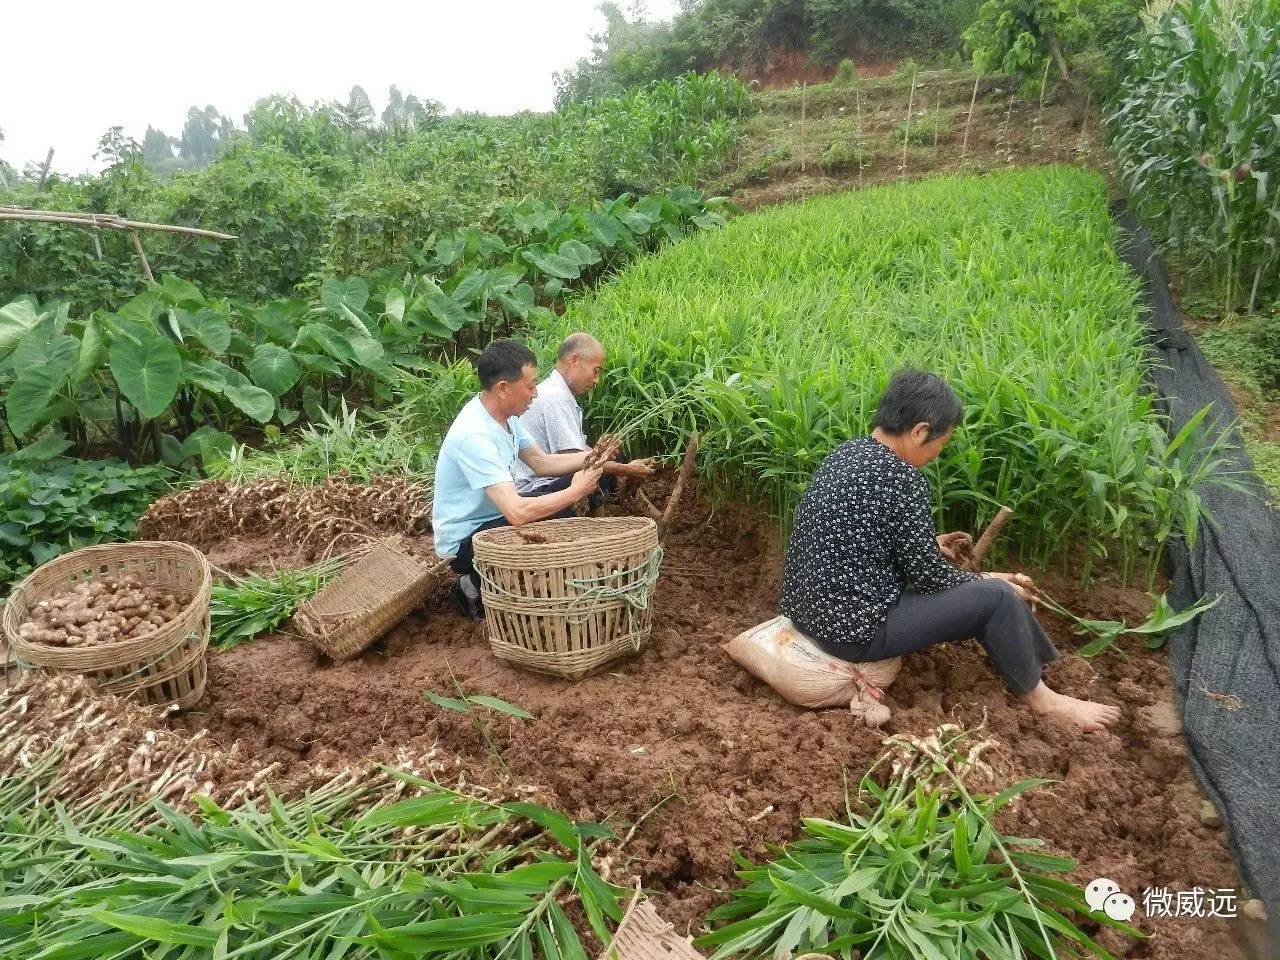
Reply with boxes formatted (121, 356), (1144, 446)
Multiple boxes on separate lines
(2, 542), (211, 709)
(473, 517), (662, 679)
(293, 539), (443, 661)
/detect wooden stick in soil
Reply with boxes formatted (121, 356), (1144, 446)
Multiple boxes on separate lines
(961, 72), (980, 165)
(800, 82), (807, 175)
(658, 432), (699, 539)
(966, 505), (1014, 570)
(634, 489), (665, 525)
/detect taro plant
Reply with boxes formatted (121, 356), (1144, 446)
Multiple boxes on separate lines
(1, 187), (732, 466)
(1109, 0), (1280, 313)
(698, 726), (1145, 960)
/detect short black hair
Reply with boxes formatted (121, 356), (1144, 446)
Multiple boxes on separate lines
(873, 369), (963, 441)
(477, 338), (537, 391)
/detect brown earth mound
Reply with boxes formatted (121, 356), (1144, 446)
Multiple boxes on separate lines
(172, 483), (1260, 960)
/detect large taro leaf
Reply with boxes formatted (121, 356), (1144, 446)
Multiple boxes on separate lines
(585, 212), (624, 247)
(221, 383), (275, 424)
(108, 330), (182, 420)
(558, 239), (602, 268)
(177, 308), (232, 354)
(253, 299), (307, 345)
(522, 246), (581, 280)
(158, 274), (206, 308)
(0, 300), (42, 360)
(248, 343), (302, 396)
(295, 323), (359, 366)
(5, 334), (78, 435)
(415, 279), (472, 333)
(321, 276), (369, 314)
(450, 269), (488, 305)
(322, 277), (374, 336)
(75, 314), (105, 384)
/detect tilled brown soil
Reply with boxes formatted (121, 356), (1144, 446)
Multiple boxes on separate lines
(175, 489), (1261, 960)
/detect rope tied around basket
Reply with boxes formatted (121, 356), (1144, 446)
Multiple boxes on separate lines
(563, 545), (664, 649)
(474, 545), (664, 649)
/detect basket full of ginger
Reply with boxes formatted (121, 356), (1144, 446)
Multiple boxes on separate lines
(2, 542), (212, 709)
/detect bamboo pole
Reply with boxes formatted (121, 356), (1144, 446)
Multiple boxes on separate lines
(128, 231), (155, 283)
(799, 83), (807, 175)
(900, 67), (918, 177)
(960, 73), (981, 165)
(0, 207), (236, 240)
(855, 82), (864, 187)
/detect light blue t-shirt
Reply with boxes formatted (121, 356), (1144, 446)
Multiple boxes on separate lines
(432, 395), (535, 558)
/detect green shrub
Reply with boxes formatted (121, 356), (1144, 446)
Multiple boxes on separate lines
(819, 141), (869, 173)
(897, 110), (952, 146)
(833, 58), (858, 85)
(0, 446), (170, 590)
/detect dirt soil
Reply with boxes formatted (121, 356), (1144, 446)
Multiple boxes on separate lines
(173, 482), (1262, 960)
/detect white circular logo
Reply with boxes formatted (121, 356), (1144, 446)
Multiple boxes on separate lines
(1085, 878), (1120, 912)
(1103, 892), (1136, 922)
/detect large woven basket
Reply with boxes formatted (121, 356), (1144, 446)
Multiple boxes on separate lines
(2, 542), (211, 709)
(293, 539), (443, 661)
(473, 517), (662, 679)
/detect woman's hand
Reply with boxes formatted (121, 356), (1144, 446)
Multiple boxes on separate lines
(983, 571), (1038, 602)
(937, 531), (973, 562)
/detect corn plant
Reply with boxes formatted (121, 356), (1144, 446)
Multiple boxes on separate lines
(547, 168), (1228, 583)
(0, 762), (624, 959)
(698, 727), (1144, 960)
(1109, 0), (1280, 313)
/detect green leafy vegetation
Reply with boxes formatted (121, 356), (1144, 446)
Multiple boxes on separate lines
(0, 444), (170, 589)
(1109, 0), (1280, 313)
(0, 759), (625, 959)
(1036, 590), (1222, 656)
(555, 0), (976, 106)
(2, 75), (748, 314)
(209, 557), (345, 650)
(1, 188), (731, 463)
(698, 727), (1143, 959)
(546, 167), (1229, 583)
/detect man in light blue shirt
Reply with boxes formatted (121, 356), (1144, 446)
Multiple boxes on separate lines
(433, 338), (610, 619)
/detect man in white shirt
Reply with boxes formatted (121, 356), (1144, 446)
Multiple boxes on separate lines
(432, 338), (614, 619)
(514, 332), (655, 500)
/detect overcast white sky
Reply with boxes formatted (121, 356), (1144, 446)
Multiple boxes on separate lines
(1, 0), (681, 176)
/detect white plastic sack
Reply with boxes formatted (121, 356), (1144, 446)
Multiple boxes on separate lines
(725, 616), (901, 726)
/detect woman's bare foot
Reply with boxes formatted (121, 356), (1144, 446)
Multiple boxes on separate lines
(1023, 682), (1122, 733)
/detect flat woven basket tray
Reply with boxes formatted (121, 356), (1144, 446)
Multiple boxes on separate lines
(293, 539), (444, 661)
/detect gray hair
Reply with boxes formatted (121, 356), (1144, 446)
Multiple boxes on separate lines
(557, 332), (603, 362)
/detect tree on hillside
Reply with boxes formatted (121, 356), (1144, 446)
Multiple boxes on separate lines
(964, 0), (1076, 85)
(382, 85), (443, 137)
(333, 85), (376, 135)
(555, 1), (701, 105)
(179, 105), (235, 164)
(142, 126), (177, 164)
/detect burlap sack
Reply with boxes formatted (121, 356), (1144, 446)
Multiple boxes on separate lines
(725, 616), (901, 726)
